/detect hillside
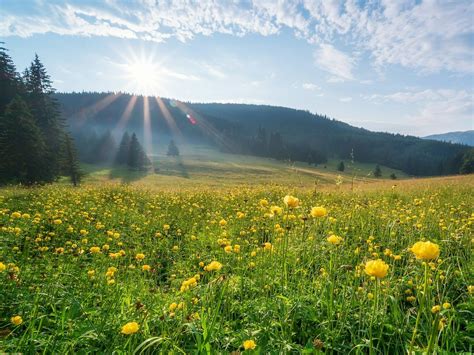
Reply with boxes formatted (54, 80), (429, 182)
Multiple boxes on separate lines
(424, 130), (474, 146)
(55, 92), (470, 177)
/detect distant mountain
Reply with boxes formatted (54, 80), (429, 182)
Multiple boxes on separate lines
(424, 130), (474, 147)
(55, 92), (471, 177)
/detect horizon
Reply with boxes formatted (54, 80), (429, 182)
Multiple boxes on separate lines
(1, 0), (473, 136)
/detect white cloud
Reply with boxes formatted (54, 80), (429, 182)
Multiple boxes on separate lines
(302, 82), (320, 90)
(339, 97), (352, 102)
(314, 44), (354, 81)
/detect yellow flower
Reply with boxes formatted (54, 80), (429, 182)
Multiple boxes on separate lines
(11, 315), (23, 325)
(142, 264), (151, 271)
(237, 212), (245, 219)
(410, 241), (440, 260)
(270, 206), (283, 215)
(0, 262), (6, 272)
(135, 253), (145, 261)
(283, 195), (299, 208)
(364, 259), (389, 278)
(468, 285), (474, 294)
(163, 224), (170, 231)
(121, 321), (139, 335)
(243, 339), (257, 350)
(263, 242), (273, 251)
(224, 245), (232, 253)
(169, 302), (178, 311)
(311, 206), (327, 217)
(11, 212), (21, 219)
(259, 199), (269, 207)
(442, 302), (451, 309)
(87, 270), (95, 278)
(327, 234), (343, 245)
(204, 261), (223, 272)
(219, 219), (227, 227)
(89, 246), (101, 254)
(53, 219), (62, 225)
(431, 305), (441, 313)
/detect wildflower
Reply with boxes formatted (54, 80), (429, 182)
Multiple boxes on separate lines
(237, 212), (245, 218)
(406, 296), (416, 302)
(263, 242), (273, 251)
(219, 219), (227, 227)
(224, 245), (232, 253)
(270, 206), (283, 215)
(89, 246), (101, 254)
(11, 212), (21, 219)
(259, 199), (269, 207)
(364, 259), (389, 278)
(11, 315), (23, 325)
(53, 219), (62, 225)
(431, 305), (441, 313)
(169, 302), (178, 311)
(135, 253), (145, 261)
(327, 234), (343, 245)
(438, 317), (447, 331)
(443, 302), (451, 309)
(87, 270), (95, 278)
(163, 224), (170, 231)
(0, 262), (6, 272)
(121, 322), (139, 335)
(204, 261), (223, 272)
(311, 206), (327, 217)
(367, 293), (374, 300)
(243, 339), (257, 350)
(410, 241), (440, 260)
(142, 264), (151, 271)
(283, 195), (299, 208)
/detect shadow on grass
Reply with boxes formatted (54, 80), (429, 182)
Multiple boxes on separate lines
(108, 165), (149, 183)
(154, 156), (190, 179)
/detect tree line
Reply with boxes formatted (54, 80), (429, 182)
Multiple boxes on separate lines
(0, 44), (81, 185)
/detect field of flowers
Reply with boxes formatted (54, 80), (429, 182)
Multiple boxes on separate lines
(0, 180), (473, 353)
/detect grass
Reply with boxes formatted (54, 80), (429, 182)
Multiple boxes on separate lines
(0, 172), (473, 353)
(78, 145), (408, 190)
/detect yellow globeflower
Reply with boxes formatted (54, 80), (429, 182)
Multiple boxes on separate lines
(410, 241), (440, 260)
(142, 264), (151, 271)
(327, 234), (343, 245)
(135, 253), (145, 261)
(311, 206), (327, 217)
(204, 261), (223, 272)
(0, 262), (6, 272)
(121, 321), (139, 335)
(283, 195), (299, 208)
(243, 339), (257, 350)
(259, 199), (269, 207)
(89, 246), (101, 254)
(219, 219), (227, 227)
(364, 259), (389, 278)
(11, 315), (23, 325)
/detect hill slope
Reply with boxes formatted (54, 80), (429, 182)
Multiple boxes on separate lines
(424, 130), (474, 146)
(55, 92), (470, 177)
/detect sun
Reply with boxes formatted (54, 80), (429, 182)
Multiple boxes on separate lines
(122, 57), (161, 96)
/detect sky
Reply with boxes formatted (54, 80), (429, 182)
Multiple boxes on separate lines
(1, 0), (473, 136)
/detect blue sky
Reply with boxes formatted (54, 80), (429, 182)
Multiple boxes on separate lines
(1, 0), (473, 136)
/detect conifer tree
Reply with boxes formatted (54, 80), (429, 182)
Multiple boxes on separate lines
(167, 140), (180, 156)
(0, 43), (21, 114)
(0, 96), (47, 184)
(337, 161), (345, 172)
(23, 54), (64, 181)
(373, 164), (382, 177)
(62, 133), (82, 186)
(116, 132), (131, 164)
(127, 133), (150, 170)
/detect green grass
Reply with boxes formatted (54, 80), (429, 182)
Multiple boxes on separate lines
(79, 145), (407, 189)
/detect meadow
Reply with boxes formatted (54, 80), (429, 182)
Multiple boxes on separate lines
(0, 173), (473, 353)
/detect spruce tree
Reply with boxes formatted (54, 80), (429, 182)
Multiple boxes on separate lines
(62, 133), (82, 186)
(337, 161), (345, 172)
(0, 43), (21, 114)
(115, 132), (131, 164)
(373, 164), (382, 177)
(127, 133), (150, 170)
(23, 54), (64, 181)
(0, 96), (47, 184)
(167, 140), (180, 156)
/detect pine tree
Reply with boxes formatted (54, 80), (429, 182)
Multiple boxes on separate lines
(62, 133), (82, 186)
(0, 96), (47, 184)
(127, 133), (150, 170)
(115, 132), (131, 164)
(373, 164), (382, 177)
(337, 161), (345, 172)
(0, 43), (21, 114)
(92, 130), (116, 163)
(167, 140), (180, 156)
(23, 54), (64, 181)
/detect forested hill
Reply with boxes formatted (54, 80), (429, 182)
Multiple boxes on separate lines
(55, 92), (472, 177)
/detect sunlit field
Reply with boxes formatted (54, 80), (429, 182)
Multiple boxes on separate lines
(1, 176), (473, 353)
